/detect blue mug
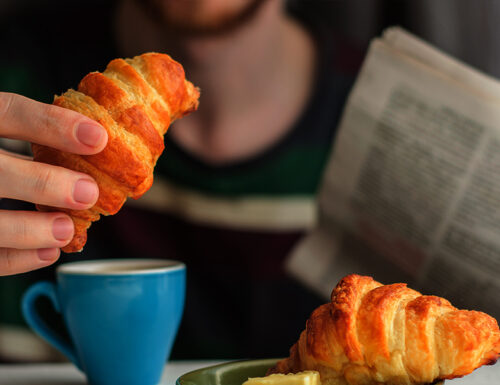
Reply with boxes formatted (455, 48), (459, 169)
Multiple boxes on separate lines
(22, 259), (186, 385)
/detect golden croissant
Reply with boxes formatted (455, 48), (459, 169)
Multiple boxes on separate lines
(270, 274), (500, 385)
(32, 52), (199, 252)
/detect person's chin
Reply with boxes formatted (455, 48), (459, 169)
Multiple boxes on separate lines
(135, 0), (268, 38)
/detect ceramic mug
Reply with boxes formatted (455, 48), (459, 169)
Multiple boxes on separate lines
(22, 259), (186, 385)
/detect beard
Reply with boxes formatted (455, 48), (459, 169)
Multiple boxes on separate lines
(133, 0), (269, 37)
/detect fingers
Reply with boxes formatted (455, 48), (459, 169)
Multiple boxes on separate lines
(0, 247), (60, 276)
(0, 153), (99, 209)
(0, 210), (74, 249)
(0, 210), (67, 276)
(0, 92), (107, 155)
(0, 92), (95, 276)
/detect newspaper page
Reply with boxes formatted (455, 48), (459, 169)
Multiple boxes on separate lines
(287, 27), (500, 320)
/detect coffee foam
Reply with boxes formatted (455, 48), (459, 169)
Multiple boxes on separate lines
(58, 259), (184, 275)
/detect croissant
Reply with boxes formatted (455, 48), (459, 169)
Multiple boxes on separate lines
(32, 52), (199, 252)
(270, 274), (500, 385)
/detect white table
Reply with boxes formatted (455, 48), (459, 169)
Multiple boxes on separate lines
(0, 361), (224, 385)
(0, 360), (498, 384)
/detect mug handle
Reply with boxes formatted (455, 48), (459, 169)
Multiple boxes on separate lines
(21, 281), (81, 369)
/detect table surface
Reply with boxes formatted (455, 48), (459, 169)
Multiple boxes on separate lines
(0, 360), (498, 385)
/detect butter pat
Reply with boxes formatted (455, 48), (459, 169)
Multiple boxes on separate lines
(243, 371), (321, 385)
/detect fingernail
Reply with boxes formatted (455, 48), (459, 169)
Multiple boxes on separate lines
(38, 248), (60, 261)
(73, 179), (98, 204)
(52, 217), (74, 241)
(76, 122), (106, 147)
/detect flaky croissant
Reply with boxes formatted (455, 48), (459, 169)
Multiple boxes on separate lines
(32, 52), (199, 252)
(270, 274), (500, 385)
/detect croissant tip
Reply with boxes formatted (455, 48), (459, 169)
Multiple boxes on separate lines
(61, 246), (83, 254)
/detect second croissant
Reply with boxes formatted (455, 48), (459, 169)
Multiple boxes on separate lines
(270, 274), (500, 385)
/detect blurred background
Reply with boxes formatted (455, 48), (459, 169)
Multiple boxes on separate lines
(2, 0), (499, 150)
(0, 0), (499, 364)
(4, 0), (499, 75)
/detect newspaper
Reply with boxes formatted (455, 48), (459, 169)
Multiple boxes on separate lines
(287, 27), (500, 320)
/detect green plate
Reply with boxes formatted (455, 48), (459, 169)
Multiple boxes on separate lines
(176, 358), (279, 385)
(176, 359), (445, 385)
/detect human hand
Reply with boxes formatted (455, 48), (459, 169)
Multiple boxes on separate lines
(0, 92), (108, 275)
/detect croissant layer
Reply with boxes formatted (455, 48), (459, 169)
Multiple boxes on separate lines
(32, 52), (199, 252)
(270, 274), (500, 385)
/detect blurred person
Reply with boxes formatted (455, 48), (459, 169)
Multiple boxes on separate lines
(3, 0), (500, 364)
(0, 0), (359, 360)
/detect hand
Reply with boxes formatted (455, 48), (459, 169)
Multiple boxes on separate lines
(0, 92), (108, 275)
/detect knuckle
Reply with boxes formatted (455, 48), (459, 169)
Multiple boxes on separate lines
(0, 248), (16, 274)
(12, 218), (30, 243)
(32, 166), (56, 195)
(39, 104), (63, 134)
(39, 103), (78, 140)
(0, 92), (15, 120)
(4, 249), (15, 271)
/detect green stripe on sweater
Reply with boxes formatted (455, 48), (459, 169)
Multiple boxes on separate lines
(157, 145), (331, 197)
